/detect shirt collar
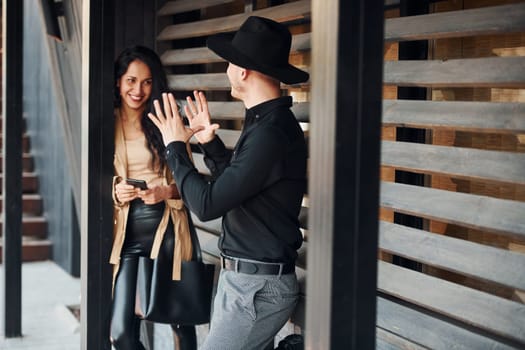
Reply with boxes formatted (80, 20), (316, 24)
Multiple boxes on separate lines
(245, 96), (293, 124)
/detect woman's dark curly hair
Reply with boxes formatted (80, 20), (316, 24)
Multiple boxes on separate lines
(114, 45), (168, 175)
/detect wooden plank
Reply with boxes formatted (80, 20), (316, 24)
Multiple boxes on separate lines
(168, 73), (230, 91)
(175, 100), (245, 120)
(203, 101), (244, 120)
(158, 0), (235, 16)
(378, 261), (525, 345)
(193, 133), (525, 184)
(159, 3), (525, 44)
(385, 3), (525, 42)
(380, 181), (525, 239)
(161, 32), (311, 66)
(381, 140), (525, 185)
(292, 102), (310, 123)
(170, 57), (524, 91)
(192, 153), (210, 176)
(189, 129), (239, 148)
(192, 214), (221, 236)
(168, 72), (309, 91)
(183, 101), (308, 122)
(376, 328), (427, 350)
(183, 99), (524, 132)
(382, 100), (525, 134)
(384, 57), (525, 88)
(195, 228), (222, 257)
(377, 297), (519, 350)
(379, 221), (525, 291)
(161, 47), (223, 66)
(291, 32), (311, 52)
(157, 0), (311, 41)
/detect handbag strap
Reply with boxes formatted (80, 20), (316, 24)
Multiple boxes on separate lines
(186, 207), (203, 263)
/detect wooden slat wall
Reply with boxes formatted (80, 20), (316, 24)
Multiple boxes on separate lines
(155, 0), (525, 348)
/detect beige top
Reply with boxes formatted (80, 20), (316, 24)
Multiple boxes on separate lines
(125, 135), (163, 187)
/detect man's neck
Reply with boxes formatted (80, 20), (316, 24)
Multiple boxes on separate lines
(241, 79), (281, 109)
(243, 90), (281, 109)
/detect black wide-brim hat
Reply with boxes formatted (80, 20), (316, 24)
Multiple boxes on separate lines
(207, 16), (309, 85)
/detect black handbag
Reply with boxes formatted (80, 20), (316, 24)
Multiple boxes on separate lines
(136, 211), (216, 325)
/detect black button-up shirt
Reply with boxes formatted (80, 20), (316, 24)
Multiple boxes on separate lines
(165, 96), (306, 264)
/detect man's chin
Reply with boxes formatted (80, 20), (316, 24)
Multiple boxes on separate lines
(230, 89), (240, 100)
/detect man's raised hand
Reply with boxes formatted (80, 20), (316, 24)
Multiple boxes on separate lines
(148, 93), (203, 145)
(184, 90), (219, 144)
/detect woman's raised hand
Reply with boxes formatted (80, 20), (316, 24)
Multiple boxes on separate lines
(148, 93), (204, 145)
(184, 90), (219, 144)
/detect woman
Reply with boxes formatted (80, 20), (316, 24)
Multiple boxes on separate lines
(110, 45), (196, 350)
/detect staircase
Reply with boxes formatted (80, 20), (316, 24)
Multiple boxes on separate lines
(0, 117), (52, 262)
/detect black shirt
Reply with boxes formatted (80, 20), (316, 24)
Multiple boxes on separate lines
(165, 96), (306, 264)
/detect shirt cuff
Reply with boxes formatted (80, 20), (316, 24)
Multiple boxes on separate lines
(164, 141), (196, 190)
(165, 141), (188, 159)
(198, 136), (226, 157)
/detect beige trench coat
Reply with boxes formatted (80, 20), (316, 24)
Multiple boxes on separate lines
(110, 109), (193, 287)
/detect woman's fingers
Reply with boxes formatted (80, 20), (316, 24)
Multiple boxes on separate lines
(167, 93), (180, 119)
(152, 99), (164, 120)
(147, 112), (160, 127)
(162, 93), (172, 119)
(149, 99), (166, 128)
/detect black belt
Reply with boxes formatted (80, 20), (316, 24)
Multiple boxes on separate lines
(220, 254), (295, 276)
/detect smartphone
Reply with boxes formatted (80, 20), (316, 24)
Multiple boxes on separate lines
(126, 178), (148, 190)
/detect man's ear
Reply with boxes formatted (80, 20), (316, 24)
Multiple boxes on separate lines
(240, 68), (248, 80)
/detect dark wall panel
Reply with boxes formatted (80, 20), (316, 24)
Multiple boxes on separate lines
(114, 0), (158, 56)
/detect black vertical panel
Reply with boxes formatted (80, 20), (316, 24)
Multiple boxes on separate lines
(80, 1), (115, 349)
(2, 0), (23, 338)
(114, 0), (157, 55)
(393, 0), (429, 271)
(306, 0), (384, 348)
(70, 192), (81, 277)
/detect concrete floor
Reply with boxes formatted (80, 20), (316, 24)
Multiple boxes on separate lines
(0, 261), (81, 350)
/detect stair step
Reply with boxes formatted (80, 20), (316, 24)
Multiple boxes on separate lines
(0, 216), (47, 239)
(0, 154), (34, 172)
(0, 118), (50, 263)
(0, 194), (43, 215)
(0, 172), (39, 193)
(0, 238), (52, 262)
(0, 134), (31, 153)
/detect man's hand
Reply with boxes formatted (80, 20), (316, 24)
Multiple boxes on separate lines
(184, 90), (219, 144)
(148, 93), (204, 145)
(138, 185), (172, 205)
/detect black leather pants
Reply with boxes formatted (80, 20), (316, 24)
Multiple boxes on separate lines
(111, 200), (197, 350)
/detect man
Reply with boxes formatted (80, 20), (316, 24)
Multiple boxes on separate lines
(148, 16), (309, 350)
